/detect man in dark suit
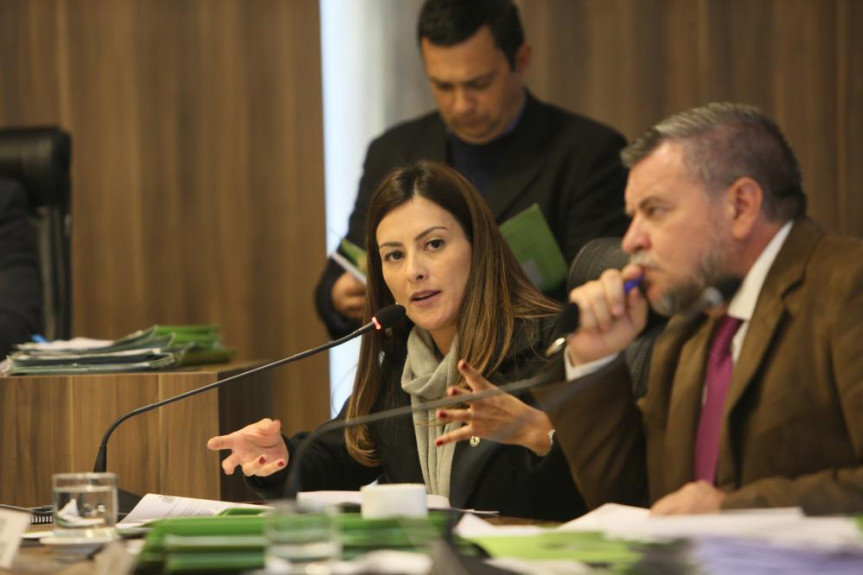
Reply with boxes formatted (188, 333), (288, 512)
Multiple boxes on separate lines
(540, 102), (863, 515)
(0, 178), (42, 356)
(316, 0), (630, 338)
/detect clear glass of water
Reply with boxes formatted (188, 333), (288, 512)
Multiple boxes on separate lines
(52, 472), (118, 539)
(264, 500), (341, 575)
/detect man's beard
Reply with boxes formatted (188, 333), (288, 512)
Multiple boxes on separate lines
(632, 240), (728, 317)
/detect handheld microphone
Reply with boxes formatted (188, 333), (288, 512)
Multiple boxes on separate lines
(92, 304), (406, 473)
(545, 277), (643, 357)
(544, 277), (742, 357)
(284, 278), (741, 498)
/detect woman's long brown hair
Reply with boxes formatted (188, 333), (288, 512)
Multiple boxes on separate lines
(345, 161), (560, 465)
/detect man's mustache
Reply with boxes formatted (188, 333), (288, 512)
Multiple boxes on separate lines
(629, 251), (658, 270)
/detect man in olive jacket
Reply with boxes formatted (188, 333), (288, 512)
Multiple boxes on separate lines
(540, 103), (863, 515)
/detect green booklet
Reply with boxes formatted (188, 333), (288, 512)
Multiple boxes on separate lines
(499, 204), (568, 292)
(335, 203), (567, 292)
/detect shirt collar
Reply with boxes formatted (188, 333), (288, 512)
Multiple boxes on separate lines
(727, 221), (794, 322)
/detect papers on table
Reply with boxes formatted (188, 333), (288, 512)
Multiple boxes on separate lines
(117, 494), (268, 530)
(0, 507), (30, 568)
(560, 504), (863, 551)
(297, 490), (451, 511)
(457, 504), (863, 574)
(298, 490), (498, 516)
(4, 325), (236, 374)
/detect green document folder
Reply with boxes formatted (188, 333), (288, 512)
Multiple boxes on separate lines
(137, 511), (477, 573)
(499, 204), (568, 292)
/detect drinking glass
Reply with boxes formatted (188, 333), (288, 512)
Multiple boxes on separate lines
(51, 472), (118, 539)
(264, 500), (341, 575)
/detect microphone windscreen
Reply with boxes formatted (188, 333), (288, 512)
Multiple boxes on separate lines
(556, 303), (580, 336)
(374, 304), (406, 330)
(714, 277), (742, 302)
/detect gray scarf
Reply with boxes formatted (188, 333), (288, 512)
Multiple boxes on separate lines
(400, 327), (461, 499)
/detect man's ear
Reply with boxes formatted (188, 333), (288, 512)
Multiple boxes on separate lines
(514, 42), (532, 76)
(726, 177), (763, 239)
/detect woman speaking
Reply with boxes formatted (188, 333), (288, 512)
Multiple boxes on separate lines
(207, 162), (583, 521)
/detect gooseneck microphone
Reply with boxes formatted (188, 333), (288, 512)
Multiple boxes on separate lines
(92, 304), (406, 473)
(285, 278), (742, 498)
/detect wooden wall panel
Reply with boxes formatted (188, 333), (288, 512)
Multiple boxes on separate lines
(0, 0), (330, 443)
(521, 0), (862, 237)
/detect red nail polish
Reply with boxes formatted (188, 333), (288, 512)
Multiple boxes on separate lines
(277, 460), (286, 468)
(258, 456), (267, 465)
(435, 440), (442, 447)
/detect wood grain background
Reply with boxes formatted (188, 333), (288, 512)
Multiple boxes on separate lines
(521, 0), (862, 236)
(0, 0), (331, 439)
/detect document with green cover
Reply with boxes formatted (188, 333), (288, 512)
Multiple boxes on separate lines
(5, 325), (235, 374)
(499, 203), (568, 292)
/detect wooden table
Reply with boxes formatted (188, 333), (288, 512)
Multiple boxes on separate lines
(0, 361), (272, 508)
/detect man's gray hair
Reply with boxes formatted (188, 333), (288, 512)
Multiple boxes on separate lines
(622, 102), (806, 221)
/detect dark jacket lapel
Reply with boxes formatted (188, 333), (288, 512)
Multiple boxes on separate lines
(483, 92), (554, 219)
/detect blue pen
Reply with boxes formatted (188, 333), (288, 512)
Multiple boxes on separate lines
(31, 334), (48, 343)
(623, 277), (643, 294)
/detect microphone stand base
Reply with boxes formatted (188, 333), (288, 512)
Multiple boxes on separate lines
(117, 488), (143, 519)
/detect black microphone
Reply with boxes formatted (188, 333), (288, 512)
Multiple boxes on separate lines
(681, 277), (742, 319)
(544, 277), (741, 357)
(92, 304), (406, 473)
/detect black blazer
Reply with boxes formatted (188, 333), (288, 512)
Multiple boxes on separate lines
(249, 316), (586, 522)
(315, 92), (630, 337)
(0, 178), (41, 356)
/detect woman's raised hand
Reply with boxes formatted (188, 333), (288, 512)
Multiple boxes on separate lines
(434, 360), (554, 455)
(206, 418), (289, 477)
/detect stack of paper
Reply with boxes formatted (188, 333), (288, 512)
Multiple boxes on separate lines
(456, 505), (863, 574)
(3, 325), (235, 374)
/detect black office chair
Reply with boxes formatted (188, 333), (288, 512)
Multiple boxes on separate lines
(568, 238), (666, 398)
(0, 127), (72, 340)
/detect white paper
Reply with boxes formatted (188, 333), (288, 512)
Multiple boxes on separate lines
(0, 507), (31, 568)
(117, 494), (268, 529)
(560, 504), (863, 552)
(454, 513), (544, 538)
(559, 503), (650, 532)
(297, 490), (451, 510)
(15, 337), (113, 352)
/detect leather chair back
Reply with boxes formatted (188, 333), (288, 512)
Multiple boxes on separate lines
(0, 127), (72, 340)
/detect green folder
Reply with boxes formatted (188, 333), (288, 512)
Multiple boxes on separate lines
(499, 204), (568, 292)
(136, 511), (475, 573)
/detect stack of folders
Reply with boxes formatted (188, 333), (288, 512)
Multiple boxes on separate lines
(134, 509), (474, 573)
(3, 325), (236, 375)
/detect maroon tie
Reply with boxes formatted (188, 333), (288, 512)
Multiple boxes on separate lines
(693, 315), (743, 483)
